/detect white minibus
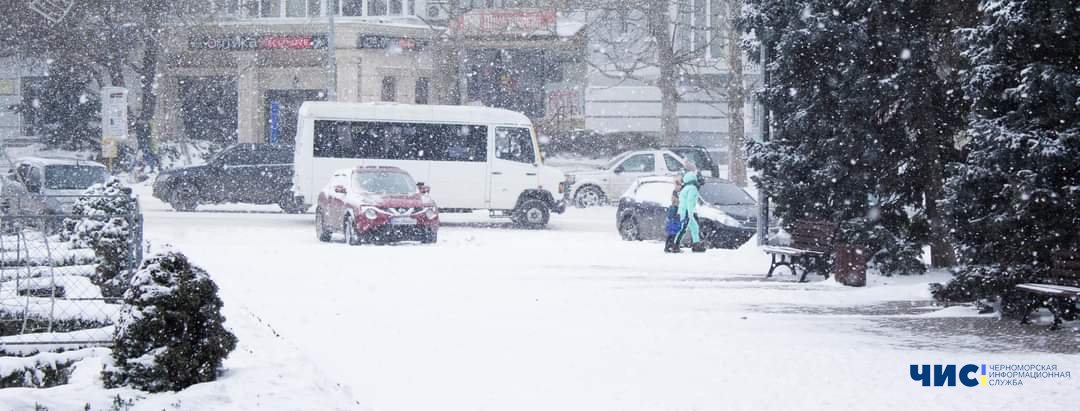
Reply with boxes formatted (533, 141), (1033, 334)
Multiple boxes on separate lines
(292, 102), (569, 228)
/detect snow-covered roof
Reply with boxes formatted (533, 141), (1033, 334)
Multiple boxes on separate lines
(298, 102), (532, 126)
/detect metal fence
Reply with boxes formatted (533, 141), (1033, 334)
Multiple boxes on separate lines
(0, 195), (142, 354)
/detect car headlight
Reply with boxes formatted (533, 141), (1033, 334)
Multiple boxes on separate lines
(363, 208), (379, 220)
(424, 207), (438, 219)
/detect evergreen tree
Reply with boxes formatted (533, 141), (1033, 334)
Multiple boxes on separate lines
(741, 1), (971, 274)
(104, 250), (237, 393)
(937, 0), (1080, 309)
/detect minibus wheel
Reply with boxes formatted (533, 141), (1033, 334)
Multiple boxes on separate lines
(512, 199), (549, 229)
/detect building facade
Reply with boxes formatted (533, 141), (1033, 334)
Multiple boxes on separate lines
(0, 57), (47, 143)
(154, 0), (446, 145)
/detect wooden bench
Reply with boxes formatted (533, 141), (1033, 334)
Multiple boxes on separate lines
(1016, 251), (1080, 330)
(761, 220), (837, 282)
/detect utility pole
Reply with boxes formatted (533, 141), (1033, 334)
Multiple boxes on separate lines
(327, 2), (338, 101)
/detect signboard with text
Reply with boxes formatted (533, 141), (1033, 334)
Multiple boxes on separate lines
(356, 35), (428, 51)
(189, 34), (329, 51)
(451, 9), (557, 37)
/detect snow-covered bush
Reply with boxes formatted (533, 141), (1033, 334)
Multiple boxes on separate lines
(61, 178), (139, 297)
(103, 250), (237, 392)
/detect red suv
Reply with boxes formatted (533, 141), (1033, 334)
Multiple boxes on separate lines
(315, 166), (439, 245)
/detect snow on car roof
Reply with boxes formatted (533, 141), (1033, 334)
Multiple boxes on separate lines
(15, 157), (107, 168)
(298, 102), (532, 126)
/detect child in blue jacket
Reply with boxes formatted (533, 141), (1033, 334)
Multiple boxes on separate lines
(664, 180), (683, 252)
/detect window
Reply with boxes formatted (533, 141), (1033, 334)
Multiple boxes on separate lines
(343, 0), (362, 16)
(44, 165), (108, 190)
(390, 0), (402, 15)
(369, 0), (388, 16)
(286, 0), (306, 16)
(677, 0), (727, 60)
(617, 154), (655, 173)
(709, 0), (727, 60)
(664, 154), (687, 172)
(414, 77), (430, 104)
(259, 0), (279, 17)
(313, 120), (488, 162)
(699, 183), (756, 205)
(495, 127), (535, 164)
(353, 171), (417, 194)
(309, 0), (324, 17)
(381, 77), (396, 102)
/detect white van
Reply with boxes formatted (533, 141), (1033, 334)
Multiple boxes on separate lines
(292, 102), (570, 228)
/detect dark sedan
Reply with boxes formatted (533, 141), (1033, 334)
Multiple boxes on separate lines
(616, 176), (758, 249)
(152, 144), (306, 213)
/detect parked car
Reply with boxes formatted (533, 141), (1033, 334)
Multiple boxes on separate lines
(0, 173), (44, 216)
(661, 145), (721, 178)
(315, 166), (439, 245)
(9, 157), (110, 214)
(153, 143), (306, 213)
(568, 149), (688, 208)
(616, 176), (758, 249)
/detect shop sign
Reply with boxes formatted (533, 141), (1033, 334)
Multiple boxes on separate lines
(356, 35), (427, 51)
(189, 34), (329, 51)
(451, 8), (557, 37)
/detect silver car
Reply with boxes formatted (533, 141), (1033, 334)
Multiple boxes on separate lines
(9, 157), (110, 214)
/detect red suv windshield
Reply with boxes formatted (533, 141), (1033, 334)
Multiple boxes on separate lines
(353, 172), (416, 194)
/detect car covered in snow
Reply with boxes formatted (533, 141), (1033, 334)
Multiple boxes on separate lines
(315, 166), (438, 245)
(152, 143), (306, 213)
(568, 149), (689, 208)
(616, 176), (758, 249)
(9, 157), (110, 214)
(661, 145), (721, 178)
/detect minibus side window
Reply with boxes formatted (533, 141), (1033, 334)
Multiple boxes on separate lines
(495, 127), (535, 164)
(314, 120), (487, 162)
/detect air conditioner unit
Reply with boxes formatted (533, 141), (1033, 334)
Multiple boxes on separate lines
(425, 1), (450, 21)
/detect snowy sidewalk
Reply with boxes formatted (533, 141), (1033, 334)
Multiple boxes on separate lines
(121, 198), (1080, 411)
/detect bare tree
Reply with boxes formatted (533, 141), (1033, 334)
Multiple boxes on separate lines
(577, 0), (733, 145)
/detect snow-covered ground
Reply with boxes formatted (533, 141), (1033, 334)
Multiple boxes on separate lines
(2, 181), (1078, 410)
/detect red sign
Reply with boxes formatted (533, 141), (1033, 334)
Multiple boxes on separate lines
(452, 8), (557, 37)
(259, 36), (314, 49)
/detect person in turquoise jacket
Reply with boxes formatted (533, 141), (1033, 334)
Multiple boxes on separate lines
(675, 171), (706, 252)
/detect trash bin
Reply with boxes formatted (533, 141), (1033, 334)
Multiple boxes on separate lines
(832, 243), (867, 287)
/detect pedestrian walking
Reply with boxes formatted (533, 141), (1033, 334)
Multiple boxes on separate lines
(664, 178), (684, 253)
(675, 171), (706, 253)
